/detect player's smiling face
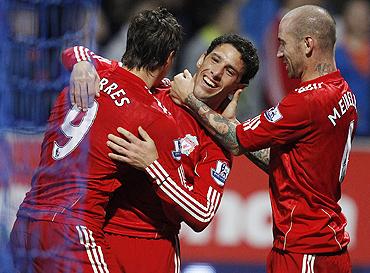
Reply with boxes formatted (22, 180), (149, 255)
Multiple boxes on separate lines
(277, 17), (305, 79)
(193, 43), (245, 109)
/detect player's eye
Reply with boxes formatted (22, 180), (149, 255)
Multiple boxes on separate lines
(226, 69), (235, 77)
(211, 56), (219, 63)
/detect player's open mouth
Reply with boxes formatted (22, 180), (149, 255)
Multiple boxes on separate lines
(203, 76), (216, 88)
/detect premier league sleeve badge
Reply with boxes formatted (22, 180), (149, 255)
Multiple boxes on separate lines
(211, 161), (230, 186)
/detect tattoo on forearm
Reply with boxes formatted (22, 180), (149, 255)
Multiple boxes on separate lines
(315, 63), (334, 76)
(185, 93), (241, 154)
(184, 93), (271, 173)
(245, 148), (270, 173)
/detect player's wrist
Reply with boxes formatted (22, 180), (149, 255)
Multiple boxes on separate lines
(145, 160), (164, 186)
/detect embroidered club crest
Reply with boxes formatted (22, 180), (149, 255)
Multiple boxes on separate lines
(180, 134), (199, 156)
(172, 134), (199, 160)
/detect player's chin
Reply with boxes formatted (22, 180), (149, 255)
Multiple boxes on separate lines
(194, 89), (213, 101)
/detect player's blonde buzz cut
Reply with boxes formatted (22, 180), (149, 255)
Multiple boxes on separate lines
(283, 5), (336, 50)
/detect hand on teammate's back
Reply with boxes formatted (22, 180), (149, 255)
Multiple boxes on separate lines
(170, 69), (194, 105)
(70, 61), (100, 111)
(107, 126), (159, 170)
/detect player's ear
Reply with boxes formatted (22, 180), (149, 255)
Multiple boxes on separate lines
(162, 51), (175, 73)
(234, 83), (247, 92)
(196, 53), (206, 69)
(165, 51), (175, 66)
(304, 36), (314, 56)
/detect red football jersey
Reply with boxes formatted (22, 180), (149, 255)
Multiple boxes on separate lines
(236, 71), (358, 253)
(18, 52), (181, 230)
(62, 47), (232, 238)
(105, 83), (233, 237)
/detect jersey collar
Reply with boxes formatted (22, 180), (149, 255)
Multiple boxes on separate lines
(113, 60), (150, 92)
(293, 70), (342, 93)
(302, 70), (341, 85)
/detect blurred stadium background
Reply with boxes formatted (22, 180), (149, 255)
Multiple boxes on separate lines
(0, 0), (369, 272)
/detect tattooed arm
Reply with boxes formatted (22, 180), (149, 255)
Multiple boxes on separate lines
(184, 92), (242, 155)
(184, 92), (270, 172)
(244, 149), (270, 173)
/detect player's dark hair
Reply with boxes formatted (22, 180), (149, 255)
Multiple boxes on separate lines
(122, 7), (183, 71)
(205, 34), (259, 85)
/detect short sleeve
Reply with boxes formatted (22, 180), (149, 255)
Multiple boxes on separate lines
(236, 94), (311, 151)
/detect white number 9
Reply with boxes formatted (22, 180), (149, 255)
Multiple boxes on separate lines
(52, 102), (98, 160)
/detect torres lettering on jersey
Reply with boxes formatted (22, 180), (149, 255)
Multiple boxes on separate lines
(99, 78), (131, 107)
(328, 91), (357, 126)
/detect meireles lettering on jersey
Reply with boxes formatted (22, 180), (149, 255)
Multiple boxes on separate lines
(172, 134), (199, 160)
(264, 105), (283, 123)
(99, 77), (131, 107)
(211, 161), (230, 187)
(328, 91), (357, 126)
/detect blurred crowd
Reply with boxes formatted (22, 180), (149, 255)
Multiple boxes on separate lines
(95, 0), (370, 136)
